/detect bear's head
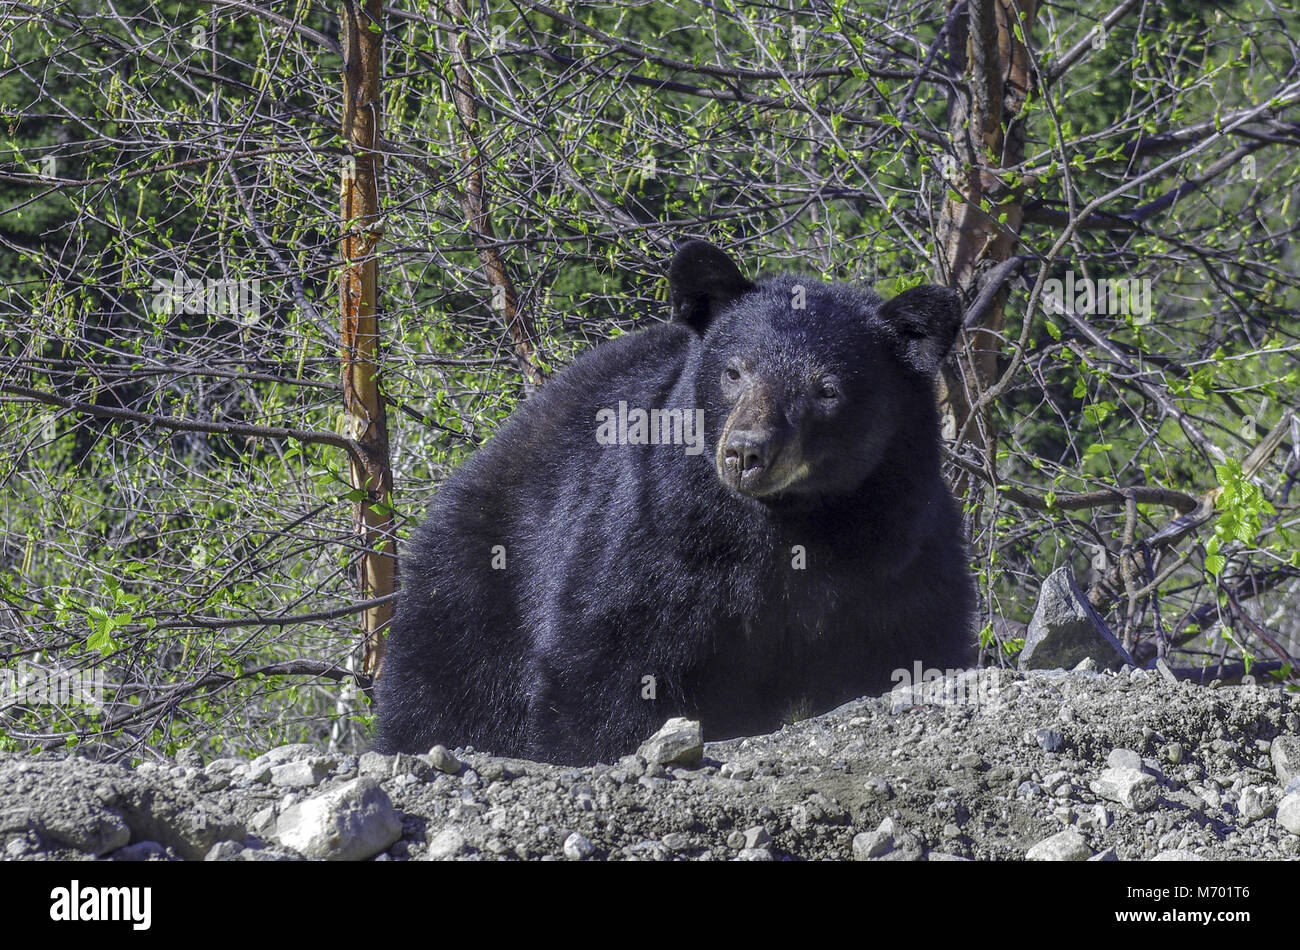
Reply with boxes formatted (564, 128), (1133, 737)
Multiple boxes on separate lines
(669, 240), (962, 501)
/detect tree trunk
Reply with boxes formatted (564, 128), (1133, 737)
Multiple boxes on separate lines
(340, 0), (395, 681)
(936, 0), (1037, 499)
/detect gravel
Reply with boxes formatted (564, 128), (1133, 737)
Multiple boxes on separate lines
(2, 666), (1299, 861)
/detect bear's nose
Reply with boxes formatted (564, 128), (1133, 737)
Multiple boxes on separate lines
(723, 429), (775, 482)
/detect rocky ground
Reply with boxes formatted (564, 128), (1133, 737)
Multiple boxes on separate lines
(2, 665), (1299, 861)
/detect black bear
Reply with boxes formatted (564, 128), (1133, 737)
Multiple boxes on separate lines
(375, 240), (976, 764)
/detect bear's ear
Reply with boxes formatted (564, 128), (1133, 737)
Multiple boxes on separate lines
(669, 240), (754, 334)
(879, 284), (963, 375)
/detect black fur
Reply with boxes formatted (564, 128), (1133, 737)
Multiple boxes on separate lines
(375, 241), (976, 764)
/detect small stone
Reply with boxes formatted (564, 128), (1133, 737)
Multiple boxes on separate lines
(270, 757), (336, 788)
(426, 828), (466, 860)
(1091, 767), (1159, 812)
(250, 805), (277, 834)
(1107, 748), (1144, 772)
(563, 832), (596, 860)
(1277, 792), (1300, 835)
(1272, 736), (1300, 785)
(863, 776), (894, 800)
(1073, 657), (1098, 672)
(661, 832), (691, 851)
(1078, 803), (1112, 831)
(1026, 828), (1092, 861)
(726, 831), (746, 850)
(248, 744), (316, 774)
(1151, 849), (1205, 861)
(358, 751), (393, 776)
(736, 847), (773, 861)
(1155, 657), (1179, 684)
(274, 777), (402, 861)
(637, 718), (703, 767)
(425, 745), (462, 775)
(852, 830), (894, 860)
(718, 762), (753, 781)
(204, 840), (244, 861)
(1036, 729), (1064, 752)
(743, 826), (771, 849)
(957, 753), (984, 770)
(1237, 786), (1273, 825)
(1162, 743), (1184, 765)
(1088, 848), (1119, 862)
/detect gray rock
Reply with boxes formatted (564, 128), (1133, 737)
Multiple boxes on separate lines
(660, 832), (691, 851)
(1272, 736), (1300, 785)
(250, 805), (277, 834)
(248, 744), (316, 774)
(274, 777), (402, 861)
(736, 847), (773, 861)
(637, 718), (703, 767)
(204, 840), (245, 861)
(743, 826), (771, 849)
(1278, 792), (1300, 835)
(1088, 847), (1119, 862)
(1151, 849), (1205, 861)
(863, 776), (894, 800)
(1107, 748), (1144, 772)
(852, 830), (894, 860)
(1077, 803), (1112, 831)
(270, 757), (336, 788)
(1237, 786), (1274, 825)
(1020, 567), (1133, 670)
(1036, 729), (1064, 752)
(425, 827), (466, 860)
(425, 745), (462, 775)
(1091, 767), (1159, 812)
(1026, 828), (1092, 861)
(563, 832), (596, 860)
(358, 751), (393, 776)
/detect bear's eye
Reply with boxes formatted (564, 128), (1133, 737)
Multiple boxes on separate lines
(724, 364), (742, 384)
(815, 378), (841, 401)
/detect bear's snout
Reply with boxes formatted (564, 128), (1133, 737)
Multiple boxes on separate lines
(722, 427), (777, 488)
